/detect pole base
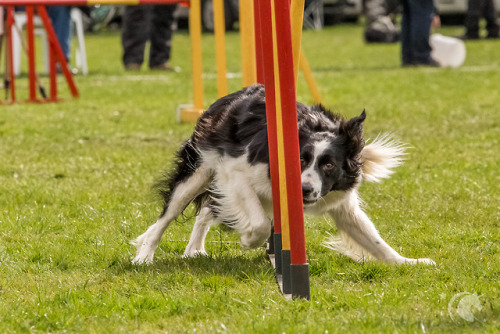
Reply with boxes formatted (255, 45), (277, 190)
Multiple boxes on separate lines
(291, 263), (310, 300)
(273, 232), (282, 274)
(266, 225), (275, 254)
(281, 249), (291, 294)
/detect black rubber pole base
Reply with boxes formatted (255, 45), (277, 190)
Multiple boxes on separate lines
(273, 233), (282, 274)
(267, 225), (275, 254)
(291, 263), (310, 300)
(281, 249), (291, 294)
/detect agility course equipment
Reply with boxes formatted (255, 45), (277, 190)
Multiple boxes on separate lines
(178, 0), (321, 121)
(2, 0), (315, 300)
(2, 5), (79, 103)
(1, 0), (181, 104)
(258, 0), (310, 300)
(182, 0), (314, 298)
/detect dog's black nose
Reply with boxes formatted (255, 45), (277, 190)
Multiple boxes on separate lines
(302, 183), (314, 197)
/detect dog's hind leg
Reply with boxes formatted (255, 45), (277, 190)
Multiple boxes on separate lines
(132, 165), (211, 264)
(326, 191), (435, 265)
(183, 206), (215, 258)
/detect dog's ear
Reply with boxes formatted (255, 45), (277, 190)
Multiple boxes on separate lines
(346, 109), (366, 135)
(339, 110), (366, 156)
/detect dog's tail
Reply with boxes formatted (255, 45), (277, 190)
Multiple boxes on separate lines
(360, 135), (407, 183)
(154, 139), (208, 218)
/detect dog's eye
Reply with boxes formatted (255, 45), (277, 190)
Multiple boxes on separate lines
(323, 163), (335, 171)
(300, 153), (311, 167)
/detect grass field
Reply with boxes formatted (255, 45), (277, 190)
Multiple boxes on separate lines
(0, 23), (499, 333)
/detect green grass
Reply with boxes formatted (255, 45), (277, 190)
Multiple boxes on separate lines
(1, 23), (499, 333)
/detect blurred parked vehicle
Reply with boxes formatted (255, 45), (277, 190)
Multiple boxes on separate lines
(435, 0), (500, 24)
(175, 0), (363, 30)
(83, 0), (500, 33)
(435, 0), (500, 14)
(323, 0), (363, 24)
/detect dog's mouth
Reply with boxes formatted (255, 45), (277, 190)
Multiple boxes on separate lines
(303, 199), (317, 206)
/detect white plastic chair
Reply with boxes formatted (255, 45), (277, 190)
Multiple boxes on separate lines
(12, 7), (88, 76)
(303, 0), (324, 30)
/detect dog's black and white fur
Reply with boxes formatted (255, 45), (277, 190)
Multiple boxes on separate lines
(132, 84), (434, 265)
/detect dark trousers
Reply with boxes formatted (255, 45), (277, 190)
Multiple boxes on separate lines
(47, 6), (72, 61)
(121, 4), (177, 68)
(465, 0), (499, 38)
(401, 0), (434, 65)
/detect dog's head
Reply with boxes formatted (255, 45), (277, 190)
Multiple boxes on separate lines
(299, 110), (365, 205)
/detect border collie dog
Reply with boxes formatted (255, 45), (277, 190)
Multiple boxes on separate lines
(132, 84), (434, 265)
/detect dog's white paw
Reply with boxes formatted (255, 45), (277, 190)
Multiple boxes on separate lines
(182, 249), (208, 258)
(401, 257), (436, 265)
(132, 252), (154, 265)
(131, 241), (156, 265)
(416, 258), (436, 265)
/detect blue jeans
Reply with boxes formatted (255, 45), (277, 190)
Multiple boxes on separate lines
(47, 6), (72, 61)
(401, 0), (434, 65)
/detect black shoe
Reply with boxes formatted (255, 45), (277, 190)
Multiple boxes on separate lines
(402, 58), (441, 68)
(426, 58), (442, 67)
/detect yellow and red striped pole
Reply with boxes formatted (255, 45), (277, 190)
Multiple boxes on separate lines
(256, 0), (310, 299)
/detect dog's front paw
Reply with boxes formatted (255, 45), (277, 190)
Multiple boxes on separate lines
(132, 253), (154, 265)
(416, 258), (436, 265)
(402, 257), (436, 265)
(132, 244), (156, 265)
(182, 249), (208, 258)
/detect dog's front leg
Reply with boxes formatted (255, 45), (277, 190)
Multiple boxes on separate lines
(328, 192), (435, 265)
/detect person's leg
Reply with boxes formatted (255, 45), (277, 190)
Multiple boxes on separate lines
(401, 0), (411, 65)
(484, 0), (499, 38)
(364, 0), (399, 43)
(47, 6), (72, 61)
(121, 5), (149, 68)
(404, 0), (433, 65)
(464, 0), (482, 39)
(149, 4), (178, 69)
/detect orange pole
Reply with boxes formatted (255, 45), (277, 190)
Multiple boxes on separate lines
(213, 0), (228, 97)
